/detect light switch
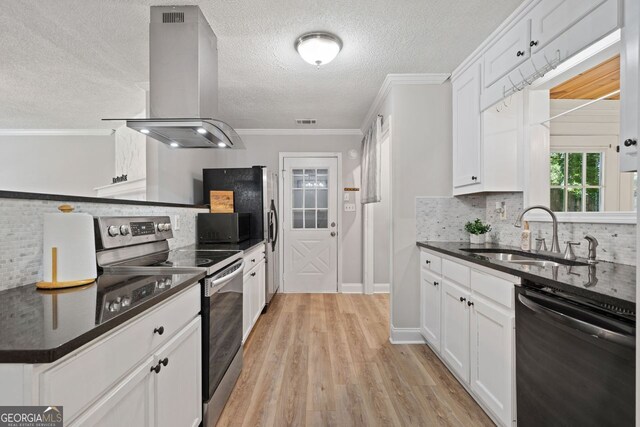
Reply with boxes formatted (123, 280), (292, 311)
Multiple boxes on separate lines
(173, 215), (181, 230)
(344, 203), (356, 212)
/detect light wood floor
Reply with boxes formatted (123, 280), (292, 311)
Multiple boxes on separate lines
(217, 293), (494, 427)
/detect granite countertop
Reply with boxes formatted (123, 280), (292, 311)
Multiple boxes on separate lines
(0, 270), (205, 364)
(191, 238), (266, 252)
(417, 241), (636, 313)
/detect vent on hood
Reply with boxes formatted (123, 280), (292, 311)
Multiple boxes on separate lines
(104, 6), (243, 149)
(295, 119), (317, 125)
(162, 12), (184, 23)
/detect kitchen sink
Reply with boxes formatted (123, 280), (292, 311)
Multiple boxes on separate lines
(461, 248), (588, 267)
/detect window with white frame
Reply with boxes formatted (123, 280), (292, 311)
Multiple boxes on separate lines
(550, 152), (604, 212)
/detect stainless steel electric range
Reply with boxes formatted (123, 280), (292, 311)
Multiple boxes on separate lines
(94, 216), (245, 427)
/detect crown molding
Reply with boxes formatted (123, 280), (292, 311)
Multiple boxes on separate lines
(0, 129), (115, 136)
(236, 128), (363, 136)
(360, 73), (450, 131)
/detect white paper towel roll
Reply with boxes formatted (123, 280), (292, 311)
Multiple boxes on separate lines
(39, 205), (97, 288)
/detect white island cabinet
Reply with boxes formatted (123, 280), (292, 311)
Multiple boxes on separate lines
(0, 284), (202, 427)
(419, 247), (519, 427)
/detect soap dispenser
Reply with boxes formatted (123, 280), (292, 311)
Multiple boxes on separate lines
(520, 221), (531, 251)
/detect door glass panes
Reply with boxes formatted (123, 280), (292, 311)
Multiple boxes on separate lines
(291, 168), (330, 229)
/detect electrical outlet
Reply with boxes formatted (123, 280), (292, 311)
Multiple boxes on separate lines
(344, 203), (356, 212)
(173, 215), (181, 230)
(495, 202), (507, 220)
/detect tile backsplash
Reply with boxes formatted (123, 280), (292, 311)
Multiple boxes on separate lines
(416, 192), (637, 266)
(0, 197), (207, 291)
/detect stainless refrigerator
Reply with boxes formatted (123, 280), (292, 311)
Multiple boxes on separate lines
(202, 166), (280, 306)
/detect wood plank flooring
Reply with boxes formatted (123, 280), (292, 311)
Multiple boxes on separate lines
(217, 293), (494, 427)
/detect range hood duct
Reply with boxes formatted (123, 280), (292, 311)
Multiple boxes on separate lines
(106, 6), (243, 149)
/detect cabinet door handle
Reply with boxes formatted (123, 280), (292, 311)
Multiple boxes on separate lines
(516, 50), (525, 57)
(251, 272), (256, 277)
(150, 363), (161, 374)
(529, 40), (538, 47)
(467, 301), (474, 307)
(433, 281), (439, 286)
(154, 326), (165, 335)
(425, 260), (431, 265)
(459, 297), (466, 303)
(471, 176), (477, 181)
(251, 258), (256, 262)
(160, 357), (169, 367)
(624, 138), (637, 147)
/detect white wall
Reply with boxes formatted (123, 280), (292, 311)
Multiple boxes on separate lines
(382, 82), (453, 331)
(146, 133), (364, 284)
(0, 134), (115, 196)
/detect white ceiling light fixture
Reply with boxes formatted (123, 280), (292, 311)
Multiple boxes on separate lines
(295, 32), (342, 67)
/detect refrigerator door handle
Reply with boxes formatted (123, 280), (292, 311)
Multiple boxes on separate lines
(271, 204), (279, 250)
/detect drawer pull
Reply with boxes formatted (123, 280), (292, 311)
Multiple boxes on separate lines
(151, 363), (162, 374)
(252, 258), (256, 262)
(516, 50), (524, 57)
(433, 281), (439, 286)
(160, 357), (169, 367)
(529, 40), (538, 47)
(459, 297), (466, 303)
(154, 326), (165, 335)
(425, 260), (431, 265)
(251, 272), (257, 277)
(467, 301), (474, 307)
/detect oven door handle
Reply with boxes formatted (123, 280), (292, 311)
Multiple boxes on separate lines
(206, 260), (245, 296)
(518, 293), (635, 349)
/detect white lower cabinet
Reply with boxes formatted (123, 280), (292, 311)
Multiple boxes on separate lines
(419, 248), (517, 427)
(72, 318), (201, 427)
(243, 246), (267, 342)
(441, 280), (471, 383)
(470, 295), (514, 426)
(0, 285), (203, 427)
(154, 317), (202, 427)
(420, 269), (441, 351)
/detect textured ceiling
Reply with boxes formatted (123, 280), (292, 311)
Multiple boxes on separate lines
(0, 0), (524, 129)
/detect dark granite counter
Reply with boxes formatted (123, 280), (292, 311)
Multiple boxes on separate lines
(191, 238), (266, 253)
(417, 241), (636, 314)
(0, 270), (205, 364)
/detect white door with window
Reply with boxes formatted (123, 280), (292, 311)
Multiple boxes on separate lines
(282, 157), (339, 293)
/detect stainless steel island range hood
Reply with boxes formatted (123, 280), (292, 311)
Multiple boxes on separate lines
(106, 6), (243, 149)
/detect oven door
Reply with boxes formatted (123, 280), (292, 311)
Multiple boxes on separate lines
(515, 286), (635, 427)
(202, 260), (244, 401)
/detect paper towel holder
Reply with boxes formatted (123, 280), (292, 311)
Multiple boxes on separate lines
(36, 205), (97, 290)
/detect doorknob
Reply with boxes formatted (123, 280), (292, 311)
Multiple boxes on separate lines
(331, 222), (336, 227)
(330, 231), (337, 237)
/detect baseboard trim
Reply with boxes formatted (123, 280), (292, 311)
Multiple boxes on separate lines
(374, 283), (390, 293)
(341, 283), (364, 293)
(389, 326), (426, 344)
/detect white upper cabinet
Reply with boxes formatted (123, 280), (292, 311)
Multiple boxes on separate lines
(452, 61), (482, 189)
(483, 19), (531, 88)
(529, 0), (610, 53)
(620, 0), (639, 172)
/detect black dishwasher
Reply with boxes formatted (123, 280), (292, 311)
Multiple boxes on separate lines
(515, 284), (635, 426)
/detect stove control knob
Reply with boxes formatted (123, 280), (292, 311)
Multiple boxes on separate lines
(121, 296), (131, 307)
(120, 225), (131, 236)
(107, 299), (121, 312)
(107, 225), (120, 237)
(164, 223), (172, 231)
(157, 223), (167, 232)
(165, 278), (172, 287)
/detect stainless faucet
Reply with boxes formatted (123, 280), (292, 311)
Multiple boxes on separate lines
(584, 235), (599, 264)
(514, 205), (561, 253)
